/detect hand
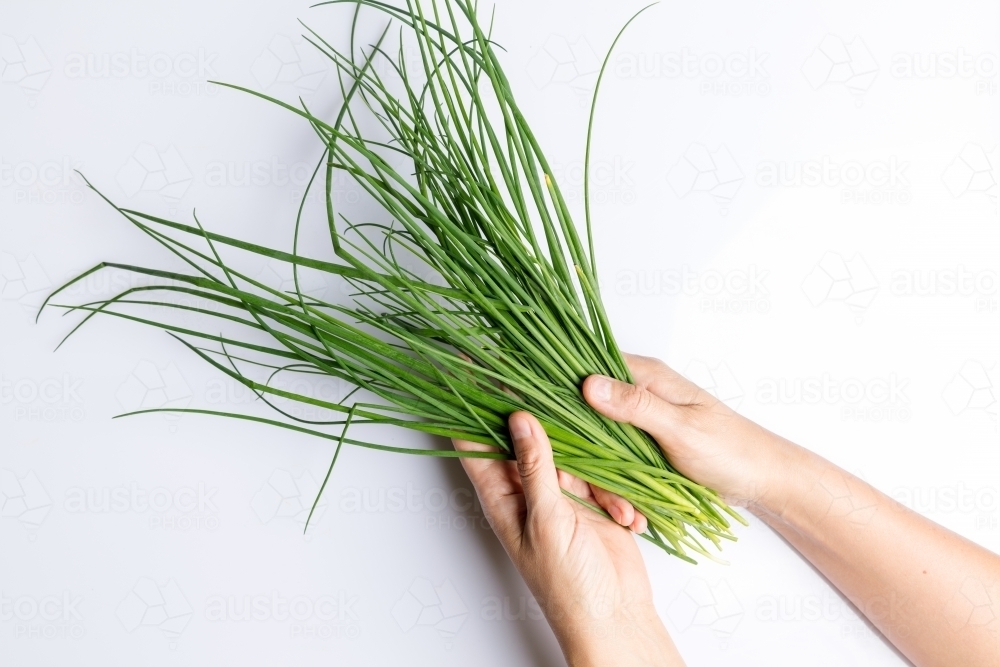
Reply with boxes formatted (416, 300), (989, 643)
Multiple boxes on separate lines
(455, 412), (685, 667)
(582, 353), (803, 511)
(578, 357), (1000, 667)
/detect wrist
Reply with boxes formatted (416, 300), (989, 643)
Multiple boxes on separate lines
(746, 436), (878, 542)
(558, 610), (683, 667)
(746, 432), (829, 523)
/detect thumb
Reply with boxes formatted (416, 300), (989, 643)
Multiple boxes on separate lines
(582, 375), (681, 444)
(509, 412), (563, 518)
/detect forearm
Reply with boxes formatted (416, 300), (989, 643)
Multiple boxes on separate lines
(582, 360), (1000, 664)
(753, 441), (1000, 667)
(556, 608), (686, 667)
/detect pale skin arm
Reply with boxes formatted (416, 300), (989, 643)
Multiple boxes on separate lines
(581, 353), (1000, 667)
(456, 353), (1000, 666)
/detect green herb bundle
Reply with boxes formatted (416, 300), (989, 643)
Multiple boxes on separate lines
(42, 0), (745, 562)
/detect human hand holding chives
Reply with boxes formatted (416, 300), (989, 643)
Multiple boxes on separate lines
(455, 412), (685, 667)
(460, 352), (1000, 667)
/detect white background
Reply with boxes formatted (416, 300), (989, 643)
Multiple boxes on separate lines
(1, 0), (998, 665)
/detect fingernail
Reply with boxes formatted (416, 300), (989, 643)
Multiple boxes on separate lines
(509, 416), (531, 441)
(590, 376), (612, 403)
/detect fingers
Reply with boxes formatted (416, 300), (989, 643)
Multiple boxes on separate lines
(582, 374), (682, 445)
(453, 439), (516, 497)
(557, 469), (593, 500)
(623, 353), (703, 407)
(590, 484), (634, 526)
(453, 439), (523, 542)
(589, 484), (649, 534)
(630, 509), (648, 534)
(509, 412), (564, 520)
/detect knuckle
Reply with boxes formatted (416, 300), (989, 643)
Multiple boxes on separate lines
(619, 383), (653, 415)
(648, 356), (672, 374)
(635, 354), (674, 378)
(659, 363), (697, 391)
(516, 451), (542, 480)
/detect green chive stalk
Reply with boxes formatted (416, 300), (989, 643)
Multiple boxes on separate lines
(41, 0), (746, 562)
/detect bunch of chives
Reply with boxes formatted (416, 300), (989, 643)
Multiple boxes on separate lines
(42, 0), (745, 562)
